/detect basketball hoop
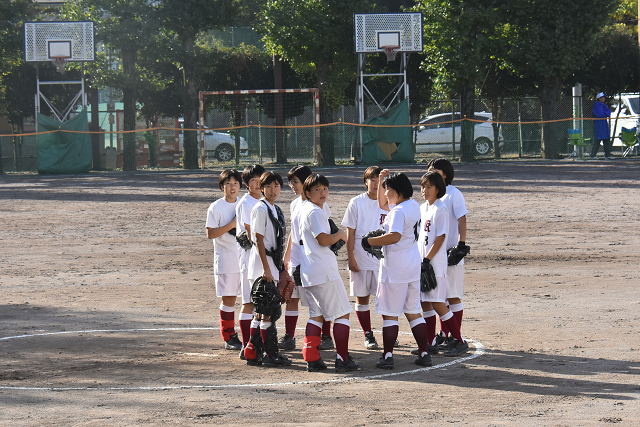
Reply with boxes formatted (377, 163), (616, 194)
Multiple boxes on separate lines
(50, 56), (69, 73)
(381, 45), (400, 62)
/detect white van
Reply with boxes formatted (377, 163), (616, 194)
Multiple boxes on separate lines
(609, 93), (640, 147)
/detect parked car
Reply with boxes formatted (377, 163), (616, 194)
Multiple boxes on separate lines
(608, 93), (640, 147)
(177, 119), (248, 161)
(414, 112), (503, 156)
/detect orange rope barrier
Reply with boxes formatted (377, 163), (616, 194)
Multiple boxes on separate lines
(1, 117), (636, 138)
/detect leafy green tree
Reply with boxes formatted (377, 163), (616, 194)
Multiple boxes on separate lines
(503, 0), (618, 159)
(63, 0), (162, 171)
(0, 0), (36, 129)
(415, 0), (504, 161)
(259, 0), (373, 166)
(158, 0), (242, 169)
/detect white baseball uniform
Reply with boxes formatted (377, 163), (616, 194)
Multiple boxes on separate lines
(205, 198), (241, 296)
(418, 199), (449, 303)
(289, 197), (331, 301)
(375, 199), (422, 317)
(441, 185), (468, 299)
(247, 199), (280, 284)
(236, 193), (260, 303)
(299, 200), (351, 320)
(341, 192), (387, 297)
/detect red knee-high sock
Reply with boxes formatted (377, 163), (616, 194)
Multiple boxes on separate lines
(355, 304), (372, 334)
(284, 311), (299, 337)
(439, 317), (450, 337)
(382, 321), (399, 355)
(220, 306), (235, 341)
(410, 319), (430, 354)
(239, 313), (253, 345)
(303, 321), (322, 362)
(450, 303), (464, 331)
(424, 310), (437, 346)
(333, 320), (350, 361)
(443, 313), (464, 344)
(322, 320), (332, 337)
(260, 321), (272, 357)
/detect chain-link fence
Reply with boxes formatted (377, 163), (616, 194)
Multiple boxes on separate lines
(3, 95), (635, 173)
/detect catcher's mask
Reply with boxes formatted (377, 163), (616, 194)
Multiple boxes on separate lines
(251, 277), (282, 321)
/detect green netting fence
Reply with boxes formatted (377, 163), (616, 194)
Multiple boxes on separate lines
(2, 96), (637, 172)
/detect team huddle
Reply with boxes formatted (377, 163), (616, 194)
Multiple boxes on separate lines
(205, 159), (470, 372)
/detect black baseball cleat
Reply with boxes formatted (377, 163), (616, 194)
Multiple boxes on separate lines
(411, 344), (439, 355)
(278, 333), (296, 350)
(245, 353), (262, 366)
(318, 334), (334, 350)
(239, 345), (246, 360)
(261, 353), (292, 367)
(414, 352), (433, 366)
(376, 355), (394, 369)
(364, 331), (379, 349)
(443, 340), (469, 357)
(306, 358), (328, 372)
(335, 355), (360, 372)
(224, 333), (243, 350)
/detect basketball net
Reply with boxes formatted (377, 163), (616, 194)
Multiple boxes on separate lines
(51, 56), (69, 74)
(381, 45), (399, 62)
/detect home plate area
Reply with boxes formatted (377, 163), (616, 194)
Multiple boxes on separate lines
(0, 327), (484, 391)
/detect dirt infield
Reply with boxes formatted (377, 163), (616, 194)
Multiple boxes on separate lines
(1, 160), (639, 426)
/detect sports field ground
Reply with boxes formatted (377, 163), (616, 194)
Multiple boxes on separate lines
(1, 159), (638, 425)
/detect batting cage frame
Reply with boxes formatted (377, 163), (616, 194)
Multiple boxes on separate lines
(199, 88), (320, 167)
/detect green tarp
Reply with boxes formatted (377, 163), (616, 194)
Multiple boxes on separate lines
(362, 99), (414, 164)
(37, 109), (92, 174)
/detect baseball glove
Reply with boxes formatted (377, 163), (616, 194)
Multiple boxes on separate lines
(228, 227), (236, 237)
(447, 242), (470, 266)
(235, 231), (252, 251)
(361, 229), (385, 260)
(420, 258), (438, 292)
(292, 265), (302, 287)
(328, 218), (345, 255)
(278, 270), (296, 303)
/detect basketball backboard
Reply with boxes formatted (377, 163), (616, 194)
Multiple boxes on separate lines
(354, 13), (423, 53)
(24, 21), (95, 62)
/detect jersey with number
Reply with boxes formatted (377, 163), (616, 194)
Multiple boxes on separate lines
(341, 192), (387, 271)
(418, 199), (449, 277)
(379, 199), (421, 284)
(247, 200), (280, 283)
(236, 193), (260, 271)
(441, 185), (468, 265)
(205, 198), (241, 275)
(290, 197), (331, 268)
(299, 201), (340, 287)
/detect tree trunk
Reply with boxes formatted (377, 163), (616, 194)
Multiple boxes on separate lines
(316, 61), (335, 166)
(490, 97), (502, 159)
(540, 79), (562, 159)
(459, 83), (475, 162)
(182, 35), (200, 170)
(122, 48), (137, 172)
(273, 55), (286, 164)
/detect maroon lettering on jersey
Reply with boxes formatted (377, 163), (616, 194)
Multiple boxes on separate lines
(379, 213), (387, 225)
(423, 219), (431, 232)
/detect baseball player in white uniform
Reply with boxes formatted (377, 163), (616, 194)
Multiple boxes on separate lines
(299, 174), (359, 373)
(418, 171), (468, 356)
(243, 171), (292, 367)
(364, 170), (433, 369)
(205, 169), (243, 351)
(281, 166), (334, 351)
(428, 158), (469, 349)
(341, 166), (387, 349)
(235, 164), (265, 357)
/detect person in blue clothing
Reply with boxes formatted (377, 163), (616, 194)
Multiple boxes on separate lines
(590, 92), (613, 160)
